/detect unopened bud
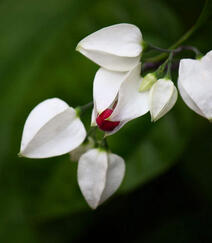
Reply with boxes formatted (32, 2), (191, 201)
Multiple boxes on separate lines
(96, 109), (120, 132)
(139, 73), (157, 92)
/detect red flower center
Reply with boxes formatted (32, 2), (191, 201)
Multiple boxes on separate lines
(96, 109), (120, 132)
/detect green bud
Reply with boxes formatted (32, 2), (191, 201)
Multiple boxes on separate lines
(164, 76), (171, 81)
(141, 40), (148, 51)
(196, 54), (203, 60)
(139, 73), (157, 92)
(75, 107), (81, 117)
(17, 153), (23, 158)
(76, 44), (81, 52)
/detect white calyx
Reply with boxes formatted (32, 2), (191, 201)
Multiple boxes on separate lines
(76, 23), (143, 72)
(77, 148), (125, 209)
(19, 98), (86, 158)
(178, 50), (212, 121)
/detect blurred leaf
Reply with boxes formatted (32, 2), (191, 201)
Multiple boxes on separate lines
(35, 157), (88, 219)
(179, 121), (212, 201)
(120, 112), (192, 193)
(0, 188), (38, 243)
(133, 213), (210, 243)
(0, 0), (211, 241)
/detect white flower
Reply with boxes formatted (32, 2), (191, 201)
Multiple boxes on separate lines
(19, 98), (86, 158)
(76, 23), (143, 72)
(77, 148), (125, 209)
(178, 50), (212, 121)
(149, 79), (178, 122)
(91, 63), (149, 135)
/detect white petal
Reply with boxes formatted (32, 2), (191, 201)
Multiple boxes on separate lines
(94, 68), (127, 113)
(76, 23), (142, 71)
(107, 63), (149, 135)
(149, 79), (178, 121)
(99, 153), (125, 205)
(20, 98), (86, 158)
(178, 79), (204, 117)
(201, 50), (212, 70)
(178, 55), (212, 120)
(77, 149), (108, 209)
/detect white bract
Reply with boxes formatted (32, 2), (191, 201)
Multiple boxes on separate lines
(92, 63), (149, 135)
(19, 98), (86, 158)
(149, 79), (178, 122)
(76, 23), (143, 72)
(178, 51), (212, 121)
(77, 148), (125, 209)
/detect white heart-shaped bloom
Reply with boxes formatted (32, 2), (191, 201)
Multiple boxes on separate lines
(77, 149), (125, 209)
(92, 63), (149, 135)
(178, 51), (212, 121)
(19, 98), (86, 158)
(149, 79), (178, 122)
(76, 23), (143, 72)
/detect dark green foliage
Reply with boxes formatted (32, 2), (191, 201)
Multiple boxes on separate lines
(0, 0), (211, 242)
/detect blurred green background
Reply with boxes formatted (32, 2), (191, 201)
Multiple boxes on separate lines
(0, 0), (212, 242)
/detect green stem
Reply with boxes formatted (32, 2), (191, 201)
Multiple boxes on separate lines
(79, 101), (93, 111)
(76, 101), (93, 116)
(145, 0), (209, 62)
(100, 137), (109, 151)
(165, 52), (174, 79)
(86, 126), (97, 138)
(147, 43), (171, 53)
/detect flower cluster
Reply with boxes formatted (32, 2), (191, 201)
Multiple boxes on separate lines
(19, 23), (212, 209)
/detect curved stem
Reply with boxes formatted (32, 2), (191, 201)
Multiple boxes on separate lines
(147, 43), (171, 53)
(174, 45), (202, 57)
(145, 0), (209, 62)
(76, 101), (93, 116)
(148, 44), (202, 56)
(100, 137), (109, 151)
(79, 101), (93, 111)
(165, 52), (174, 79)
(86, 126), (97, 138)
(155, 52), (173, 78)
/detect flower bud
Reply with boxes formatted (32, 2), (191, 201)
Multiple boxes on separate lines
(139, 73), (157, 92)
(149, 79), (178, 122)
(96, 109), (120, 132)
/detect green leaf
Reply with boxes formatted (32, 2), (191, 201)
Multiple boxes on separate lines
(120, 112), (192, 193)
(35, 157), (88, 220)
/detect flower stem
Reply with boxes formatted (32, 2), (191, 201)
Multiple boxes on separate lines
(79, 101), (93, 111)
(86, 126), (97, 138)
(100, 137), (109, 151)
(147, 43), (171, 53)
(145, 0), (209, 62)
(76, 101), (93, 116)
(165, 52), (174, 79)
(148, 44), (202, 56)
(155, 52), (173, 78)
